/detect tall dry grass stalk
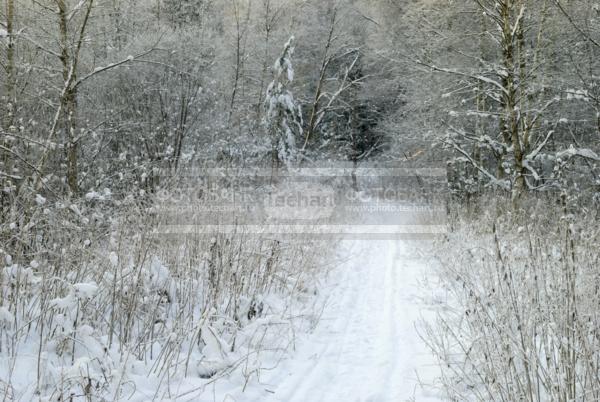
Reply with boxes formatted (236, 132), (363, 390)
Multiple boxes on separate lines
(0, 176), (333, 401)
(426, 193), (600, 401)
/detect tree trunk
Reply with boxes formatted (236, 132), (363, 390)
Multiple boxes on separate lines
(256, 0), (272, 123)
(57, 0), (80, 194)
(500, 0), (525, 201)
(304, 9), (336, 149)
(56, 0), (94, 194)
(65, 88), (79, 194)
(229, 0), (249, 123)
(2, 0), (15, 171)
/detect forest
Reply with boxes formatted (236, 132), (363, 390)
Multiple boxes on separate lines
(1, 0), (599, 401)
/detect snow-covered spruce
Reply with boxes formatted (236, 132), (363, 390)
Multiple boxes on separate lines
(264, 36), (303, 167)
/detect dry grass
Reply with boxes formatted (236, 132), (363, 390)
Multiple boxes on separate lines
(0, 177), (333, 401)
(426, 193), (600, 401)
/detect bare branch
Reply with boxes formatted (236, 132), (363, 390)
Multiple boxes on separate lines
(73, 49), (155, 90)
(554, 0), (600, 49)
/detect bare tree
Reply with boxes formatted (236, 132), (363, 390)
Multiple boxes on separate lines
(255, 0), (280, 123)
(1, 0), (15, 173)
(57, 0), (94, 194)
(303, 8), (337, 148)
(229, 0), (251, 122)
(407, 0), (599, 205)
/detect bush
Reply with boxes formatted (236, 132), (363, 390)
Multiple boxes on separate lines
(426, 194), (600, 401)
(0, 176), (331, 401)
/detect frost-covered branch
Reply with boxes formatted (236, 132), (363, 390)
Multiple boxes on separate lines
(73, 49), (155, 90)
(444, 136), (510, 190)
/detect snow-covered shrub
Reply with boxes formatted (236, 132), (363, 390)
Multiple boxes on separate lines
(427, 194), (600, 401)
(0, 176), (330, 401)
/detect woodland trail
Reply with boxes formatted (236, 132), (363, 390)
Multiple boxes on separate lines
(244, 239), (443, 402)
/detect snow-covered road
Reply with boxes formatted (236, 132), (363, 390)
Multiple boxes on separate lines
(239, 239), (443, 402)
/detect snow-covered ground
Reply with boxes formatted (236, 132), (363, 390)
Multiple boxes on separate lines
(1, 208), (445, 401)
(221, 238), (444, 402)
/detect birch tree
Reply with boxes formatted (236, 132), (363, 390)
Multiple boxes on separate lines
(411, 0), (599, 203)
(58, 0), (94, 194)
(31, 0), (153, 194)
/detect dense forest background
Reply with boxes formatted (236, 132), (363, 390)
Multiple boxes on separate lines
(1, 0), (598, 202)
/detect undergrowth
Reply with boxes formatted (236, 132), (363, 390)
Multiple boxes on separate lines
(427, 193), (600, 401)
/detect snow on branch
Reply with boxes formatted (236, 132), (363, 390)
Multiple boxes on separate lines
(265, 36), (303, 166)
(556, 145), (600, 162)
(526, 130), (554, 161)
(73, 49), (155, 89)
(414, 60), (509, 95)
(444, 137), (511, 190)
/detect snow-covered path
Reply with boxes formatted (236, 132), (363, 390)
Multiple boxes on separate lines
(241, 239), (443, 402)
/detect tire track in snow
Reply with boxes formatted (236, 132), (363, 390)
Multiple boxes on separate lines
(247, 239), (442, 402)
(256, 247), (369, 402)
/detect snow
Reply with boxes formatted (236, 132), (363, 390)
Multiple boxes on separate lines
(197, 324), (233, 377)
(35, 193), (47, 205)
(85, 188), (111, 201)
(222, 239), (443, 402)
(557, 145), (600, 161)
(148, 256), (170, 287)
(50, 293), (76, 308)
(73, 282), (98, 299)
(566, 89), (590, 101)
(0, 306), (12, 325)
(92, 236), (441, 402)
(265, 37), (303, 166)
(275, 36), (295, 82)
(109, 251), (119, 266)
